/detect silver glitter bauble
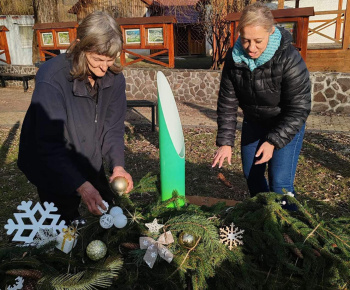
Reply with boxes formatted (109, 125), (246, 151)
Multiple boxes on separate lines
(86, 240), (107, 261)
(111, 177), (128, 196)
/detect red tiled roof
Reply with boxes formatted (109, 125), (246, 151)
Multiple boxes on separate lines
(155, 0), (200, 6)
(141, 0), (153, 5)
(68, 0), (93, 14)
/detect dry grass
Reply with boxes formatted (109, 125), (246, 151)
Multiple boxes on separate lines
(0, 0), (33, 15)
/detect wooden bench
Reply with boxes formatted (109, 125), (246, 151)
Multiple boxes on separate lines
(126, 100), (157, 132)
(0, 73), (35, 92)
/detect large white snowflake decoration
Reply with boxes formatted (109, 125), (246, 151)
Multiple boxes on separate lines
(220, 223), (244, 250)
(4, 201), (66, 244)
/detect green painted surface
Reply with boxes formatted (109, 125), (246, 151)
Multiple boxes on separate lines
(158, 94), (185, 207)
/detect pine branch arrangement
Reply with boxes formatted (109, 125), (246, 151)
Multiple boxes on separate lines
(1, 174), (349, 290)
(221, 192), (350, 289)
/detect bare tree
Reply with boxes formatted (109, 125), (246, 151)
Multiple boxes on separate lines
(149, 0), (250, 70)
(32, 0), (59, 64)
(197, 0), (250, 70)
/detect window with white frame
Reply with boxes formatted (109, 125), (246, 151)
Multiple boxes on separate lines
(18, 25), (33, 48)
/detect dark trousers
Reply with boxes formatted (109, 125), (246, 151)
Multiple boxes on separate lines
(241, 119), (305, 197)
(37, 167), (115, 223)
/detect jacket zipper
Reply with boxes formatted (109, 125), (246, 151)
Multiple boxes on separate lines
(250, 70), (257, 104)
(94, 95), (98, 123)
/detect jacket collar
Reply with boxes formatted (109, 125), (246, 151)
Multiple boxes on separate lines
(72, 70), (115, 97)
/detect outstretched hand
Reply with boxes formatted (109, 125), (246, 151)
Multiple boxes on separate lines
(212, 145), (232, 168)
(77, 181), (105, 215)
(255, 141), (275, 165)
(109, 166), (134, 193)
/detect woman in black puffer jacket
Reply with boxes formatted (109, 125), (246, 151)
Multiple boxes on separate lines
(212, 2), (311, 202)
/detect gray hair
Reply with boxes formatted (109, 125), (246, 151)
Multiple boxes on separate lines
(237, 2), (275, 34)
(68, 10), (123, 79)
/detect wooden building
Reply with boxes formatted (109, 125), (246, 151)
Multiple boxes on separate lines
(256, 0), (350, 72)
(68, 0), (152, 21)
(149, 0), (206, 56)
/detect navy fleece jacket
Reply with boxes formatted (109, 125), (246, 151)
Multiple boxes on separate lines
(18, 53), (126, 196)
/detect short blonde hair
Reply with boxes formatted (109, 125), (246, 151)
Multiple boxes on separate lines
(237, 2), (275, 34)
(67, 10), (123, 79)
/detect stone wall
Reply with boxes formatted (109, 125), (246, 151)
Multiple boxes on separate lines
(310, 72), (350, 113)
(0, 65), (37, 89)
(1, 64), (349, 114)
(123, 68), (221, 105)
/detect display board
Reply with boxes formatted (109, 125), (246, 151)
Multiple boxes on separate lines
(33, 22), (78, 62)
(117, 16), (176, 68)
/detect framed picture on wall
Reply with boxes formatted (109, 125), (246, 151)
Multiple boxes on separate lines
(57, 31), (70, 45)
(276, 22), (297, 44)
(125, 29), (141, 44)
(41, 32), (54, 46)
(148, 28), (163, 44)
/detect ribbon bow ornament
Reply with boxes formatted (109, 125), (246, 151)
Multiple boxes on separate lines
(139, 231), (174, 268)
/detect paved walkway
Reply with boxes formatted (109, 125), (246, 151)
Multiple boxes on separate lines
(1, 87), (350, 134)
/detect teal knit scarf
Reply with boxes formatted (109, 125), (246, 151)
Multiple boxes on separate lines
(232, 27), (281, 71)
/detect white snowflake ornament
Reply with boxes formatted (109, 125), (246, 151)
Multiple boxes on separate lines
(145, 218), (164, 233)
(4, 201), (66, 244)
(7, 276), (24, 290)
(220, 223), (244, 250)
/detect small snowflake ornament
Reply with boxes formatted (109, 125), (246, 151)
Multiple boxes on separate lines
(220, 223), (244, 250)
(7, 276), (24, 290)
(4, 201), (66, 244)
(145, 218), (164, 233)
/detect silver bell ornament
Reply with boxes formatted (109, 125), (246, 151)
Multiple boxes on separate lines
(111, 177), (128, 196)
(86, 240), (107, 261)
(178, 232), (198, 249)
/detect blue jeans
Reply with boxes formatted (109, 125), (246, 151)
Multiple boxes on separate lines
(241, 120), (305, 197)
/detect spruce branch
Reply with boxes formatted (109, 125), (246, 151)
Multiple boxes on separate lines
(169, 237), (202, 278)
(37, 256), (123, 290)
(129, 172), (157, 194)
(283, 233), (304, 259)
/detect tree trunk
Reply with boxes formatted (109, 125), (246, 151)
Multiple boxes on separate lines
(32, 0), (59, 64)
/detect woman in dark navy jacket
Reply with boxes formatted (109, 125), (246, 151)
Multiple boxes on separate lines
(18, 11), (133, 222)
(212, 3), (311, 201)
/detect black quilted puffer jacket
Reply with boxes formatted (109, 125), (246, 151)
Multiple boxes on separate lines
(216, 27), (311, 149)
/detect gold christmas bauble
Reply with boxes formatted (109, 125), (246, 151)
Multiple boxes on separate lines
(178, 232), (198, 249)
(111, 177), (128, 196)
(86, 240), (107, 261)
